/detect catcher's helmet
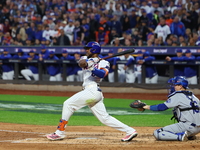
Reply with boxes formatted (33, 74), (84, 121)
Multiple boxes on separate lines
(84, 41), (101, 54)
(168, 76), (188, 94)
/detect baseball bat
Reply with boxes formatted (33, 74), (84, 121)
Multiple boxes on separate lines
(101, 49), (135, 60)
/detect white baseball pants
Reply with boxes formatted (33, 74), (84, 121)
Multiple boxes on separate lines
(49, 73), (62, 81)
(2, 71), (14, 80)
(58, 84), (135, 135)
(21, 69), (39, 81)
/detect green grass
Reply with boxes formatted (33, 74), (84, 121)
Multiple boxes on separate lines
(0, 94), (174, 127)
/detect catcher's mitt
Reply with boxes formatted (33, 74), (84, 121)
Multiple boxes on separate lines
(130, 100), (146, 111)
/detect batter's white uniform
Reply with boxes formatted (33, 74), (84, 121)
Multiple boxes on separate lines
(55, 57), (136, 136)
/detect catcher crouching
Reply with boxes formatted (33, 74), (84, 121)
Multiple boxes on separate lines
(130, 76), (200, 141)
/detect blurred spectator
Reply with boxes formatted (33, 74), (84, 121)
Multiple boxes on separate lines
(116, 48), (125, 83)
(73, 52), (83, 82)
(138, 9), (149, 26)
(46, 51), (62, 81)
(164, 11), (173, 26)
(39, 45), (49, 61)
(2, 32), (12, 45)
(56, 28), (70, 46)
(123, 52), (136, 83)
(170, 16), (186, 37)
(60, 50), (76, 81)
(81, 18), (90, 44)
(137, 51), (158, 84)
(0, 49), (14, 80)
(3, 19), (10, 34)
(135, 50), (143, 84)
(14, 34), (25, 46)
(113, 3), (123, 21)
(138, 20), (149, 42)
(0, 30), (4, 45)
(110, 15), (122, 36)
(25, 37), (32, 46)
(103, 49), (117, 83)
(184, 49), (197, 84)
(95, 27), (109, 46)
(64, 19), (75, 45)
(73, 20), (84, 45)
(42, 25), (51, 41)
(150, 2), (164, 16)
(167, 1), (177, 14)
(34, 24), (43, 41)
(129, 10), (139, 29)
(165, 49), (185, 77)
(88, 13), (99, 41)
(154, 17), (171, 42)
(16, 23), (27, 42)
(109, 28), (119, 44)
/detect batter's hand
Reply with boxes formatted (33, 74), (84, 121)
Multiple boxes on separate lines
(87, 59), (95, 71)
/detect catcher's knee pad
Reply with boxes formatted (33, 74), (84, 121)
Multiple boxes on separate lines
(153, 128), (183, 141)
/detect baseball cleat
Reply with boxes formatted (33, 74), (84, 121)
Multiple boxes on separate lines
(188, 135), (196, 140)
(121, 131), (138, 142)
(179, 131), (188, 141)
(46, 133), (65, 141)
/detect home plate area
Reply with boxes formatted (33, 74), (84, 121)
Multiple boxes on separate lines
(12, 132), (154, 144)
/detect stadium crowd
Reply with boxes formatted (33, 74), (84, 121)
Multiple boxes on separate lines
(0, 0), (200, 84)
(0, 0), (200, 47)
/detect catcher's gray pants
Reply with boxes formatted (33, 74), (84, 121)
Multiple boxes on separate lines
(154, 122), (200, 141)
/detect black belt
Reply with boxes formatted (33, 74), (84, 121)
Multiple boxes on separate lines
(181, 121), (196, 127)
(191, 123), (196, 127)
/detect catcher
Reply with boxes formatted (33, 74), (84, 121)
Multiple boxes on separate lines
(130, 76), (200, 141)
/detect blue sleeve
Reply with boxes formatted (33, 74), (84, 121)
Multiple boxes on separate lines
(144, 56), (155, 62)
(150, 103), (168, 111)
(91, 68), (106, 78)
(183, 56), (195, 61)
(113, 57), (119, 65)
(171, 57), (184, 61)
(126, 58), (134, 66)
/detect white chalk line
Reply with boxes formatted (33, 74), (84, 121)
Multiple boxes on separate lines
(0, 129), (45, 134)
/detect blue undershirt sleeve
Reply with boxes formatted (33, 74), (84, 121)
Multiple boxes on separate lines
(150, 103), (168, 111)
(91, 68), (106, 78)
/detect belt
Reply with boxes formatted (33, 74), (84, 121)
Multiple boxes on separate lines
(191, 123), (196, 127)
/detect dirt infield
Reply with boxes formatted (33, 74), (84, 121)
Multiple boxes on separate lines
(1, 89), (200, 150)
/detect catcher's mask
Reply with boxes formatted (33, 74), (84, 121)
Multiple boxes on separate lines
(167, 76), (189, 94)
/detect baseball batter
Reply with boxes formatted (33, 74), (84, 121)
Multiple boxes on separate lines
(47, 41), (137, 142)
(142, 76), (200, 141)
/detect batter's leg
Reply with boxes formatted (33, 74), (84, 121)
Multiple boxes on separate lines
(53, 89), (102, 137)
(89, 100), (136, 135)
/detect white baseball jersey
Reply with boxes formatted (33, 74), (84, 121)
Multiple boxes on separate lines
(82, 57), (110, 88)
(154, 24), (171, 41)
(64, 25), (75, 42)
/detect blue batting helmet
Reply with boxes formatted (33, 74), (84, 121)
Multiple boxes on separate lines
(168, 76), (188, 94)
(84, 41), (101, 54)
